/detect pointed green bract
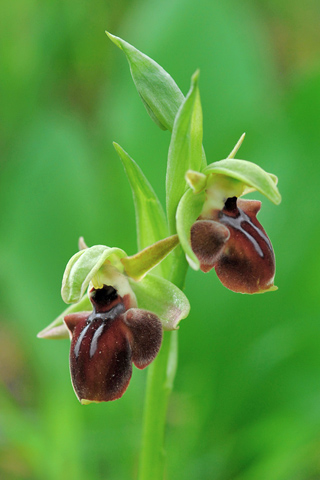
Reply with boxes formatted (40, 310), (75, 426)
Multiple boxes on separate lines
(61, 245), (127, 304)
(37, 294), (92, 339)
(204, 159), (281, 205)
(129, 274), (190, 331)
(122, 235), (179, 281)
(166, 71), (203, 234)
(113, 142), (170, 277)
(107, 32), (184, 131)
(227, 133), (246, 159)
(176, 188), (205, 270)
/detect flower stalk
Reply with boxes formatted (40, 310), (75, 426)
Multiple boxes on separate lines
(139, 330), (178, 480)
(139, 251), (187, 480)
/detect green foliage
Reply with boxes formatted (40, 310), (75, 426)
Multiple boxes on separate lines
(166, 71), (204, 233)
(113, 142), (168, 249)
(1, 1), (320, 479)
(107, 32), (184, 131)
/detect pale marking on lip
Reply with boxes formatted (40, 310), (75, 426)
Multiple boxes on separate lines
(90, 322), (105, 358)
(74, 322), (91, 359)
(221, 209), (272, 258)
(88, 303), (126, 358)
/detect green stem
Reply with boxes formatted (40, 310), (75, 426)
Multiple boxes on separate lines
(138, 247), (188, 480)
(138, 330), (177, 480)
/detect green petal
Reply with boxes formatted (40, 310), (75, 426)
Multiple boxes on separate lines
(227, 133), (246, 159)
(204, 159), (281, 205)
(122, 235), (179, 281)
(37, 294), (91, 339)
(113, 142), (171, 278)
(166, 70), (203, 234)
(107, 32), (184, 131)
(176, 188), (205, 270)
(61, 245), (127, 304)
(130, 274), (190, 330)
(185, 170), (207, 193)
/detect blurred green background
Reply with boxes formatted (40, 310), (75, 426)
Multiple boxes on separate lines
(1, 0), (320, 479)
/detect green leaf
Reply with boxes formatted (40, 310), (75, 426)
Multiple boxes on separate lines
(122, 235), (179, 281)
(61, 245), (127, 304)
(37, 294), (92, 339)
(166, 70), (203, 234)
(176, 188), (206, 270)
(113, 142), (170, 277)
(107, 32), (184, 131)
(129, 274), (190, 330)
(204, 159), (281, 205)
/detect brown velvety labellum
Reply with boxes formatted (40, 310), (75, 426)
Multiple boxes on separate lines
(64, 284), (163, 403)
(123, 309), (163, 369)
(66, 315), (133, 402)
(191, 220), (230, 273)
(215, 197), (275, 293)
(190, 197), (275, 293)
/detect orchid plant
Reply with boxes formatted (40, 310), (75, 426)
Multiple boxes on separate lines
(38, 33), (281, 480)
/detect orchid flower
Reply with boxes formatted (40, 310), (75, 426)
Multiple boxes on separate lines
(176, 137), (281, 294)
(38, 239), (190, 403)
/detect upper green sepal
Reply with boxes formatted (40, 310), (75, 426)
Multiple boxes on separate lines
(203, 158), (281, 205)
(107, 32), (184, 131)
(61, 245), (127, 304)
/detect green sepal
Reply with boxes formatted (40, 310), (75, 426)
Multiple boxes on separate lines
(269, 173), (279, 185)
(61, 245), (127, 304)
(37, 294), (91, 339)
(130, 274), (190, 330)
(107, 32), (184, 131)
(176, 188), (205, 270)
(113, 142), (170, 277)
(166, 70), (203, 234)
(122, 235), (179, 281)
(203, 159), (281, 205)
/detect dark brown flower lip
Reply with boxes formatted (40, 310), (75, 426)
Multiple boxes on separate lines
(191, 197), (276, 293)
(87, 302), (126, 323)
(64, 284), (163, 403)
(219, 201), (273, 259)
(190, 219), (230, 273)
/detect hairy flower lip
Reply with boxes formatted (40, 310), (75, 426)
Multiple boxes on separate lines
(64, 283), (163, 404)
(190, 219), (230, 273)
(191, 197), (276, 294)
